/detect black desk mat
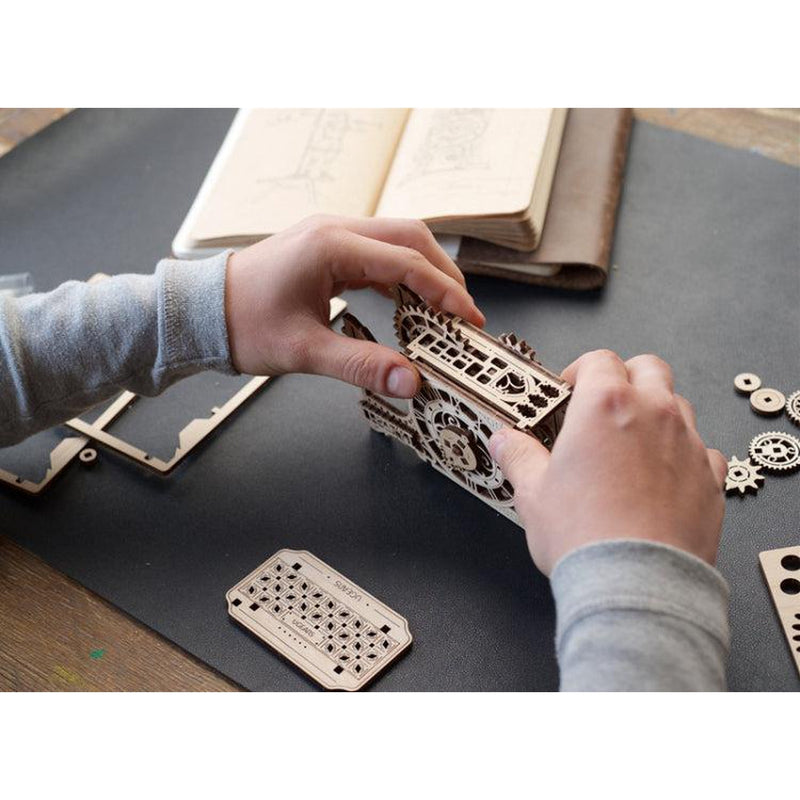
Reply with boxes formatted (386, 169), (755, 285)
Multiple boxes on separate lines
(1, 110), (798, 691)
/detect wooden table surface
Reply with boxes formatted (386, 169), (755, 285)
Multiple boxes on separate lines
(1, 108), (798, 691)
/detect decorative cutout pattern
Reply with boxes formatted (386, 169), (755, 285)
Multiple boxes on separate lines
(227, 549), (412, 690)
(343, 285), (572, 525)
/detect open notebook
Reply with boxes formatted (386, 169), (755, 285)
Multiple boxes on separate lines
(172, 108), (567, 259)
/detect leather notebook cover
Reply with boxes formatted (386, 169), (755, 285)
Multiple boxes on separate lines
(457, 108), (633, 290)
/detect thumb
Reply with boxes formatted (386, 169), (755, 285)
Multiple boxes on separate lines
(488, 428), (550, 490)
(306, 328), (421, 397)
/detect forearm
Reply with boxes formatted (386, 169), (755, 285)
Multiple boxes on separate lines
(0, 251), (235, 446)
(551, 539), (730, 691)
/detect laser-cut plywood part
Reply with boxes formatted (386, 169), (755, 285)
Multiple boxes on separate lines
(748, 431), (800, 474)
(749, 387), (786, 416)
(343, 285), (571, 526)
(78, 448), (98, 466)
(0, 392), (131, 495)
(724, 456), (764, 496)
(734, 372), (761, 395)
(759, 545), (800, 679)
(786, 390), (800, 427)
(227, 549), (412, 691)
(65, 297), (347, 475)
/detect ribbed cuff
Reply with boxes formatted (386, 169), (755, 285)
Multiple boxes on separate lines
(154, 249), (237, 375)
(550, 539), (731, 653)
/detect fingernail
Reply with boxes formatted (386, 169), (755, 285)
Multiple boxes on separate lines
(488, 429), (508, 460)
(386, 367), (417, 397)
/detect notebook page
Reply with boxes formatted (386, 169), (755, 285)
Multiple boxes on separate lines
(375, 109), (555, 221)
(190, 109), (409, 242)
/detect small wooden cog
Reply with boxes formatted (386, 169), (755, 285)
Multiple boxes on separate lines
(750, 387), (786, 417)
(749, 431), (800, 474)
(724, 456), (764, 496)
(786, 390), (800, 427)
(734, 372), (761, 395)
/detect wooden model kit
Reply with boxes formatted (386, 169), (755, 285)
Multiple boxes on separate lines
(759, 545), (800, 678)
(65, 298), (347, 475)
(342, 285), (571, 525)
(227, 549), (412, 691)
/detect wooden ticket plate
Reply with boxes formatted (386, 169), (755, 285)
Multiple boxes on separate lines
(759, 545), (800, 679)
(226, 549), (412, 690)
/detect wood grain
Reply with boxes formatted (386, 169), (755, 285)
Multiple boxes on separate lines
(634, 108), (800, 167)
(1, 108), (797, 691)
(0, 536), (238, 691)
(0, 108), (71, 157)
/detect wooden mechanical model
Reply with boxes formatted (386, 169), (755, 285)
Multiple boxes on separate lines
(342, 285), (572, 526)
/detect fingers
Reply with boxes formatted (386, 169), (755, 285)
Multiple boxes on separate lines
(675, 394), (697, 430)
(488, 428), (550, 490)
(332, 231), (485, 326)
(707, 448), (728, 490)
(625, 354), (674, 396)
(302, 327), (421, 398)
(561, 349), (629, 390)
(333, 216), (468, 289)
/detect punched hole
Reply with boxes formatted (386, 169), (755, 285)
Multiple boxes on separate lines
(249, 603), (259, 611)
(780, 578), (800, 595)
(232, 598), (241, 606)
(780, 554), (800, 571)
(333, 666), (344, 675)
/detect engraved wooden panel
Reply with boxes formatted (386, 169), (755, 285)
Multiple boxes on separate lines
(227, 550), (412, 691)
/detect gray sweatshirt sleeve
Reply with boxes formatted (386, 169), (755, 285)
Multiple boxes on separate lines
(550, 539), (730, 691)
(0, 251), (236, 447)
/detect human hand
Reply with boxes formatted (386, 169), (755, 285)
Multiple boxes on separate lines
(488, 350), (727, 573)
(224, 215), (484, 397)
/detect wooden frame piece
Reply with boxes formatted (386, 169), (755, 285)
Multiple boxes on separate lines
(343, 285), (571, 526)
(64, 298), (347, 475)
(227, 549), (412, 691)
(759, 545), (800, 679)
(0, 392), (132, 495)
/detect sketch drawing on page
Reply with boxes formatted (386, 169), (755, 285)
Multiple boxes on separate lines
(399, 109), (492, 186)
(254, 110), (382, 208)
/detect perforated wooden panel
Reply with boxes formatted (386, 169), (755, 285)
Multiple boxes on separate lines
(227, 550), (412, 690)
(759, 545), (800, 678)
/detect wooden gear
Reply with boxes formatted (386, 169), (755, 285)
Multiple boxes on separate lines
(749, 387), (786, 417)
(733, 372), (761, 395)
(749, 430), (800, 474)
(342, 285), (572, 526)
(724, 456), (765, 496)
(786, 390), (800, 427)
